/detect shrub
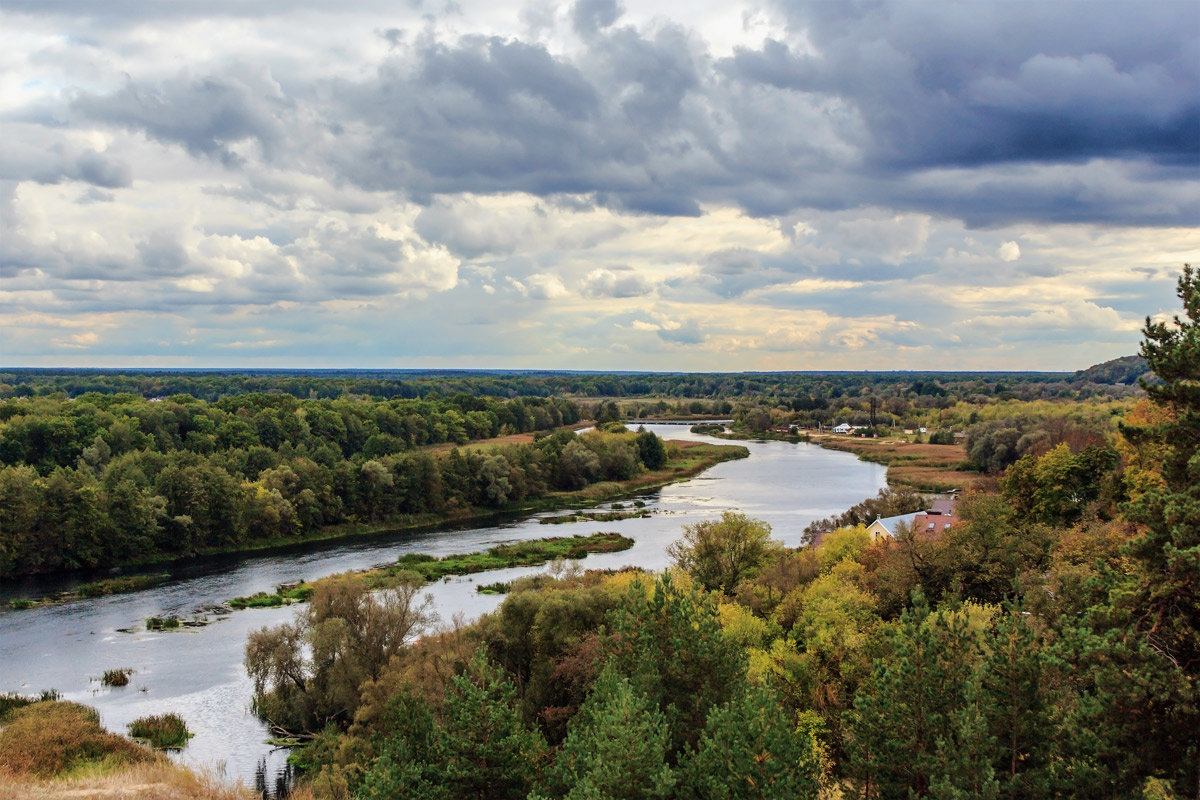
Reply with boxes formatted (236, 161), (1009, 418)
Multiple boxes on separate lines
(145, 616), (181, 630)
(0, 701), (152, 777)
(0, 692), (35, 722)
(128, 713), (192, 749)
(101, 669), (133, 688)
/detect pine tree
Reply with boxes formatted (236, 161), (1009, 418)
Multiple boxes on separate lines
(1118, 264), (1200, 796)
(847, 590), (996, 799)
(604, 574), (745, 757)
(533, 666), (675, 800)
(980, 606), (1051, 800)
(436, 648), (549, 800)
(356, 690), (447, 800)
(681, 683), (821, 800)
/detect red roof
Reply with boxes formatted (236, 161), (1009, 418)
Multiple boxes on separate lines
(913, 513), (958, 536)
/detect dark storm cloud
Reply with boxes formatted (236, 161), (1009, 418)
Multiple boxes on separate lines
(572, 0), (622, 37)
(738, 0), (1199, 171)
(323, 25), (718, 216)
(0, 127), (132, 189)
(73, 68), (288, 166)
(11, 0), (1198, 233)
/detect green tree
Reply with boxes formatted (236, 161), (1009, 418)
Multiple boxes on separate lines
(667, 512), (783, 594)
(847, 591), (996, 799)
(534, 666), (675, 800)
(357, 690), (448, 800)
(680, 683), (821, 800)
(1111, 263), (1200, 794)
(636, 429), (667, 470)
(434, 648), (548, 800)
(981, 606), (1051, 800)
(605, 575), (745, 757)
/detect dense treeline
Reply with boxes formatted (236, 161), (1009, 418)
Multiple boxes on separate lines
(0, 390), (688, 577)
(2, 364), (1142, 407)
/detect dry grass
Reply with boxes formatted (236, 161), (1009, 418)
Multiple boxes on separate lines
(809, 434), (979, 492)
(0, 761), (258, 800)
(0, 702), (152, 779)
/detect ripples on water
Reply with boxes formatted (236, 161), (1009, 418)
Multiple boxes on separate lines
(0, 426), (887, 796)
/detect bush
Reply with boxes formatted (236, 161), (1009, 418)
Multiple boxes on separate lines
(145, 616), (181, 630)
(128, 713), (192, 749)
(101, 668), (133, 688)
(0, 693), (35, 722)
(0, 701), (152, 776)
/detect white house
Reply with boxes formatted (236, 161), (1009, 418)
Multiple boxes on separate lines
(832, 423), (854, 434)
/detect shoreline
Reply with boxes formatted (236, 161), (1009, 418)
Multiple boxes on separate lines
(5, 440), (749, 610)
(709, 426), (977, 492)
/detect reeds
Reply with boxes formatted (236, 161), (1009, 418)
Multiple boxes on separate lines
(127, 714), (191, 749)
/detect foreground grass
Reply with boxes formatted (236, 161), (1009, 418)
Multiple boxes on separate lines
(0, 699), (273, 800)
(0, 760), (264, 800)
(229, 532), (635, 607)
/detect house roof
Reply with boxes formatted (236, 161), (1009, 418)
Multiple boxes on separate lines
(929, 498), (956, 515)
(865, 512), (920, 537)
(913, 513), (959, 535)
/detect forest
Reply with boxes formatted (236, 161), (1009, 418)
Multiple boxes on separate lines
(0, 389), (698, 576)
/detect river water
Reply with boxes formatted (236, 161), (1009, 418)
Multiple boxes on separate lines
(0, 425), (886, 794)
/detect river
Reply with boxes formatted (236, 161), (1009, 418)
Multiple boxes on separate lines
(0, 425), (887, 794)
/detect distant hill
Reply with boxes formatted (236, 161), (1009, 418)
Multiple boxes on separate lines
(1073, 355), (1150, 385)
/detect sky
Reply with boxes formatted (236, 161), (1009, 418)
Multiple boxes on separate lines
(1, 0), (1197, 372)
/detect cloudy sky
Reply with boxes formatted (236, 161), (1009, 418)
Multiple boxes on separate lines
(2, 0), (1197, 371)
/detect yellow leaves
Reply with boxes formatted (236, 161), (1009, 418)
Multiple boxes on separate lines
(718, 601), (773, 650)
(816, 525), (871, 573)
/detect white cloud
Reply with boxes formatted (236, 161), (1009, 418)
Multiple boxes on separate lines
(997, 241), (1021, 262)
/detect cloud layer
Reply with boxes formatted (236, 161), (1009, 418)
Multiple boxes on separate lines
(1, 0), (1197, 369)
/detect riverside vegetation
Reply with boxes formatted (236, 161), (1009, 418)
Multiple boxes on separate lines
(227, 532), (634, 608)
(2, 269), (1195, 797)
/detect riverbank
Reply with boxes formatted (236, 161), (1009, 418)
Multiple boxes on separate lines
(227, 532), (634, 608)
(706, 426), (973, 491)
(7, 440), (748, 610)
(805, 433), (976, 492)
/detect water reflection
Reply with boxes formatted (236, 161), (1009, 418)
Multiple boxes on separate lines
(256, 757), (297, 799)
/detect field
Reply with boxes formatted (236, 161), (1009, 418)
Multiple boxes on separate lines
(808, 434), (977, 492)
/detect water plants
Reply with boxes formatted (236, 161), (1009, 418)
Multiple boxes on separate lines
(100, 668), (134, 688)
(128, 713), (192, 749)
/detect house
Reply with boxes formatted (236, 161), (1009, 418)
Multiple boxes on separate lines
(832, 423), (854, 434)
(865, 512), (920, 541)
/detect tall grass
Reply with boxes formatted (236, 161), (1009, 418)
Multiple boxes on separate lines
(128, 713), (192, 749)
(0, 760), (259, 800)
(0, 701), (152, 778)
(101, 668), (134, 687)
